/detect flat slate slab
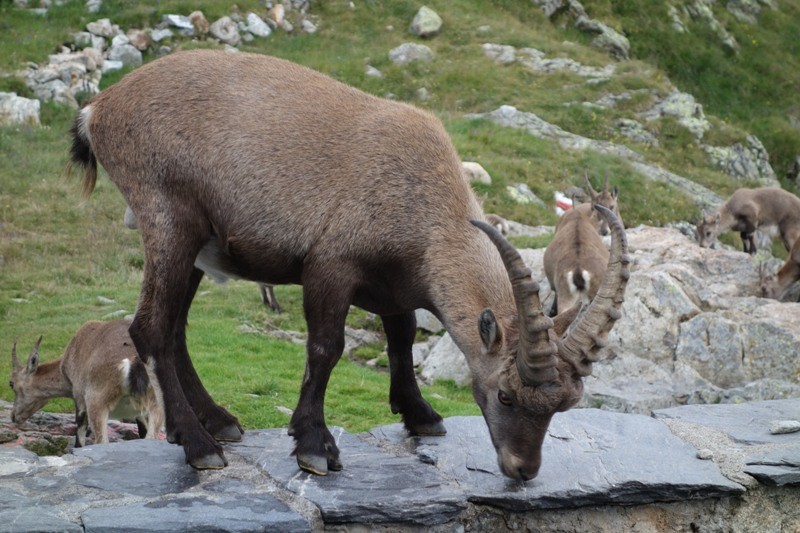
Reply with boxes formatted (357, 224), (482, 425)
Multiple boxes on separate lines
(653, 399), (800, 445)
(228, 427), (466, 525)
(744, 445), (800, 486)
(369, 411), (744, 511)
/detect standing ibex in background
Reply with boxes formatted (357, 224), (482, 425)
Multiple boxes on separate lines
(544, 204), (611, 315)
(68, 50), (629, 481)
(696, 187), (800, 254)
(760, 236), (800, 300)
(126, 206), (282, 312)
(9, 319), (164, 446)
(543, 173), (623, 315)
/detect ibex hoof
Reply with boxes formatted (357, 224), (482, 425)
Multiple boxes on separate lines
(190, 452), (227, 470)
(408, 420), (447, 436)
(297, 453), (331, 476)
(214, 425), (244, 442)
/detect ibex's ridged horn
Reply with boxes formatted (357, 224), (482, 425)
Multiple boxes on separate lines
(11, 340), (19, 370)
(584, 171), (598, 197)
(471, 220), (558, 385)
(557, 204), (629, 376)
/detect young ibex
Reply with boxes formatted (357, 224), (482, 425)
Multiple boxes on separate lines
(126, 205), (282, 312)
(68, 50), (629, 481)
(760, 236), (800, 300)
(581, 171), (622, 235)
(696, 187), (800, 254)
(9, 319), (164, 446)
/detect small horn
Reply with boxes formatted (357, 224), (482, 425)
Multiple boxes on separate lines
(584, 171), (598, 198)
(603, 170), (610, 193)
(11, 340), (20, 370)
(557, 205), (630, 376)
(471, 220), (558, 385)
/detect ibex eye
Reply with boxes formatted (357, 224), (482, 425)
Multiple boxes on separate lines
(497, 390), (513, 406)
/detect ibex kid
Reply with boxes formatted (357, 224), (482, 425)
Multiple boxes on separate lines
(9, 319), (165, 446)
(760, 236), (800, 301)
(696, 187), (800, 254)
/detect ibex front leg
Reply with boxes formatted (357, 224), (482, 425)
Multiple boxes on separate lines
(289, 264), (355, 475)
(384, 312), (445, 436)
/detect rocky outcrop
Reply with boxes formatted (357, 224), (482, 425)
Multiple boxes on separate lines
(0, 92), (40, 126)
(2, 398), (798, 531)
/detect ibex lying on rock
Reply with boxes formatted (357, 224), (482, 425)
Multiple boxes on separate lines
(696, 187), (800, 254)
(760, 237), (800, 300)
(68, 50), (629, 480)
(9, 319), (164, 446)
(544, 204), (611, 315)
(126, 206), (282, 312)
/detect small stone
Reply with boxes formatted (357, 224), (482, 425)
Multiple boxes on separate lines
(365, 65), (383, 78)
(696, 448), (714, 460)
(409, 6), (442, 38)
(96, 296), (115, 304)
(770, 420), (800, 435)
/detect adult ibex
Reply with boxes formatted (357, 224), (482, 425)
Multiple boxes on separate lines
(68, 50), (629, 480)
(544, 204), (611, 315)
(696, 187), (800, 254)
(9, 319), (164, 446)
(760, 237), (800, 300)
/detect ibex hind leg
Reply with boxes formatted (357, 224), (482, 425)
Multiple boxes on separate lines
(129, 225), (226, 470)
(289, 265), (356, 475)
(172, 268), (243, 443)
(384, 312), (445, 436)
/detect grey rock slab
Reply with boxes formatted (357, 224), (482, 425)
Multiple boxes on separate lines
(370, 412), (744, 512)
(81, 493), (310, 533)
(744, 445), (800, 486)
(228, 428), (466, 525)
(72, 439), (200, 497)
(654, 399), (800, 445)
(0, 447), (40, 478)
(0, 508), (82, 533)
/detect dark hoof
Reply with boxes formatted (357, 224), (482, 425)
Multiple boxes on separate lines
(297, 453), (329, 476)
(409, 420), (447, 436)
(189, 452), (228, 470)
(214, 424), (244, 442)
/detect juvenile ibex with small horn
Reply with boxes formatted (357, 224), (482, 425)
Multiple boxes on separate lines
(696, 187), (800, 254)
(68, 50), (629, 481)
(9, 319), (164, 446)
(543, 173), (622, 314)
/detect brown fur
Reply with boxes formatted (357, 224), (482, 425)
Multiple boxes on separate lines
(761, 237), (800, 300)
(696, 187), (800, 254)
(9, 320), (164, 446)
(69, 50), (629, 480)
(544, 204), (610, 314)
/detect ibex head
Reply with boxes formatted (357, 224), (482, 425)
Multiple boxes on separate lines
(583, 171), (621, 236)
(696, 210), (722, 248)
(470, 204), (628, 480)
(9, 336), (46, 424)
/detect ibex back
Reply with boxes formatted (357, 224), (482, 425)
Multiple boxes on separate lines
(68, 50), (629, 480)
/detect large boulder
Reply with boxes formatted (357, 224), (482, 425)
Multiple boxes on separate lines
(0, 92), (40, 126)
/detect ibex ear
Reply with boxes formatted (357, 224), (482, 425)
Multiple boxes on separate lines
(713, 213), (721, 224)
(478, 309), (503, 354)
(27, 336), (42, 374)
(612, 185), (619, 198)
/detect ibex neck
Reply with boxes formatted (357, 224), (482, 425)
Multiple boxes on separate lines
(35, 360), (74, 400)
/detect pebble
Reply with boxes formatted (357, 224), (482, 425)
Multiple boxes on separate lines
(770, 420), (800, 435)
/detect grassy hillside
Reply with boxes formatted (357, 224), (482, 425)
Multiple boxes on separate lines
(2, 0), (798, 433)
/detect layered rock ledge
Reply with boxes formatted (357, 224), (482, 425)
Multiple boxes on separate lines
(2, 400), (798, 531)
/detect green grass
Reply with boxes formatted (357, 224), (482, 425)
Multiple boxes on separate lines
(2, 0), (798, 433)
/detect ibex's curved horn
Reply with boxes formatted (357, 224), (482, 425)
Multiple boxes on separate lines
(11, 340), (19, 370)
(470, 220), (558, 385)
(557, 205), (630, 376)
(584, 171), (598, 198)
